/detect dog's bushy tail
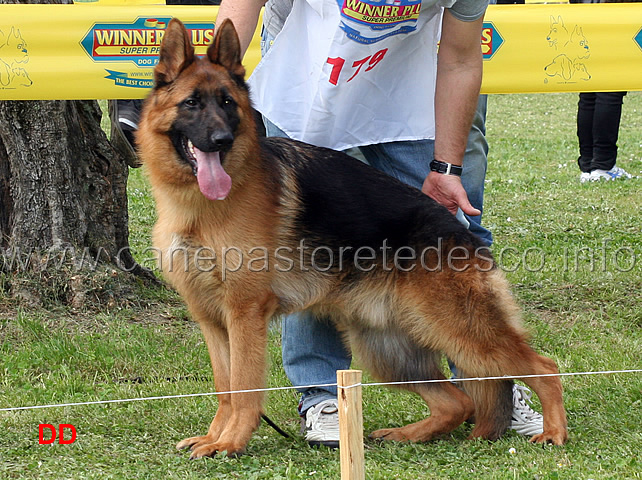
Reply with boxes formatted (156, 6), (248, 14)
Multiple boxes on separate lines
(461, 377), (514, 440)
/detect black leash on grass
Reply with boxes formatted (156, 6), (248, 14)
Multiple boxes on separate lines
(261, 414), (291, 439)
(117, 376), (291, 439)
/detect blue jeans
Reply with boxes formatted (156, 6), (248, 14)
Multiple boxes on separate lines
(260, 28), (491, 413)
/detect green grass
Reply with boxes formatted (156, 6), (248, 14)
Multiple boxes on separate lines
(1, 92), (641, 479)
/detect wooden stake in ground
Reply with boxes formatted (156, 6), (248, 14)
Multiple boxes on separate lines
(337, 369), (365, 480)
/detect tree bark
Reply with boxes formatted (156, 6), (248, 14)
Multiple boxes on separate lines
(0, 99), (155, 306)
(1, 101), (124, 252)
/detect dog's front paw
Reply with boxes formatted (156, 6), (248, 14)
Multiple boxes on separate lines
(177, 435), (246, 459)
(529, 428), (568, 446)
(176, 435), (213, 458)
(369, 427), (410, 443)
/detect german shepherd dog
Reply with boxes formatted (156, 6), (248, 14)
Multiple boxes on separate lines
(137, 18), (568, 458)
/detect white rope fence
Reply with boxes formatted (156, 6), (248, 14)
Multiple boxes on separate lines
(2, 369), (641, 413)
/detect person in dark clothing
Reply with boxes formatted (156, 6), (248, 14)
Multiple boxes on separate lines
(570, 0), (636, 182)
(576, 91), (632, 182)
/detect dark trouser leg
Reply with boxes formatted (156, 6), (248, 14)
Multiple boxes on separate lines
(576, 92), (596, 173)
(591, 92), (626, 172)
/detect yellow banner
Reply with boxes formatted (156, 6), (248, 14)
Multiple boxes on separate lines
(0, 3), (641, 100)
(481, 4), (642, 94)
(0, 4), (260, 100)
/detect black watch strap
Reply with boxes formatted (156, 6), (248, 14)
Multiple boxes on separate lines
(429, 159), (463, 177)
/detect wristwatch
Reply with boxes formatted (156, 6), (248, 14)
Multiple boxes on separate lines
(429, 159), (463, 177)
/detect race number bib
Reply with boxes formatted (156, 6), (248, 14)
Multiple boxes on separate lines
(249, 0), (445, 150)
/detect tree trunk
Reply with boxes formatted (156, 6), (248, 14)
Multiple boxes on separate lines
(0, 99), (154, 306)
(1, 101), (121, 252)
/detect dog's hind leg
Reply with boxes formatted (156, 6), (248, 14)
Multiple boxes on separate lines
(443, 272), (568, 445)
(370, 381), (475, 442)
(496, 347), (567, 445)
(519, 355), (566, 445)
(424, 269), (568, 445)
(522, 367), (566, 445)
(461, 344), (567, 445)
(347, 326), (474, 442)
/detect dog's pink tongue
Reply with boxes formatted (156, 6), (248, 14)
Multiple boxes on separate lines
(194, 147), (232, 201)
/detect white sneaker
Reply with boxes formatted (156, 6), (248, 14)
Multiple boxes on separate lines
(302, 399), (340, 448)
(580, 172), (592, 183)
(589, 165), (633, 181)
(509, 385), (544, 436)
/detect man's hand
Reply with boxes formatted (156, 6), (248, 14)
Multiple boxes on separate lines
(429, 11), (485, 218)
(422, 171), (481, 217)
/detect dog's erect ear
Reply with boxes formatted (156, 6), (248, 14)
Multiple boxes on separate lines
(154, 18), (195, 87)
(208, 19), (246, 83)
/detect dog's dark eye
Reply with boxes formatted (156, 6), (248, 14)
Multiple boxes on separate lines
(222, 95), (235, 107)
(184, 97), (199, 108)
